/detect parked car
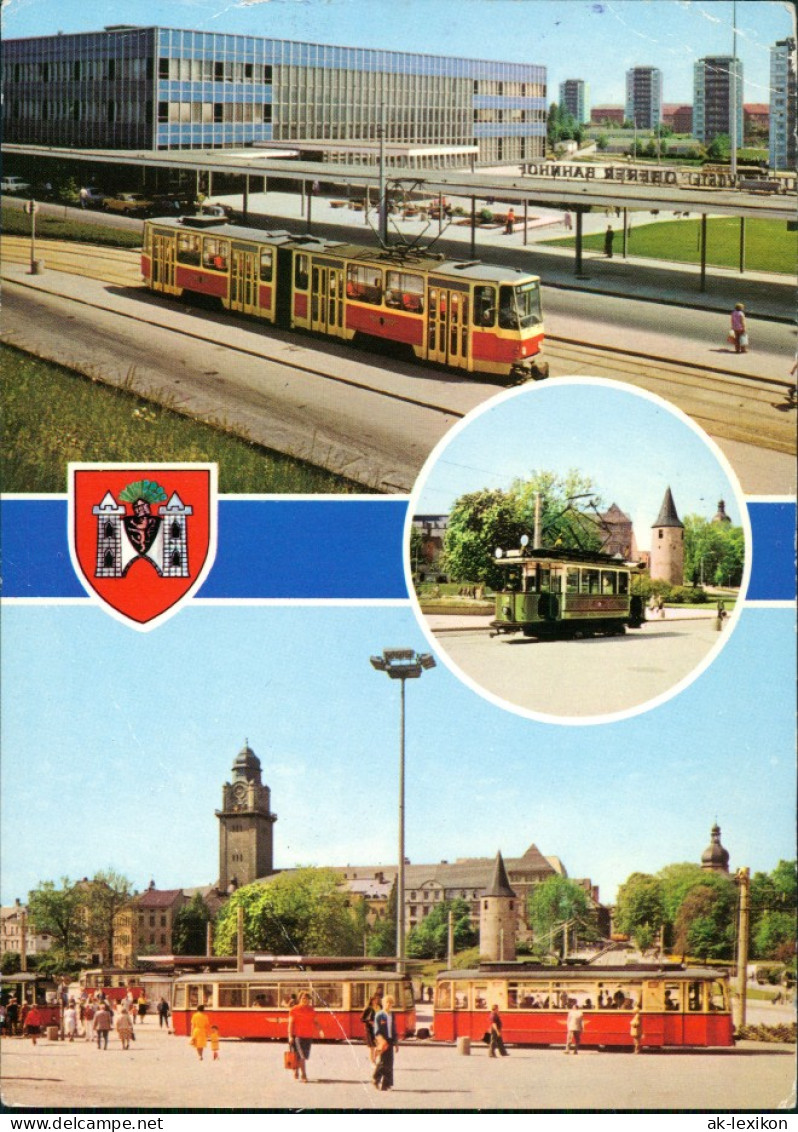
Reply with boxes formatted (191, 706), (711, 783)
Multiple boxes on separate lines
(149, 192), (197, 216)
(79, 186), (106, 208)
(198, 201), (234, 219)
(1, 175), (32, 194)
(103, 191), (153, 216)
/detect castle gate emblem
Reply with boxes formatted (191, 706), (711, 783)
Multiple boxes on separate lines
(69, 464), (217, 629)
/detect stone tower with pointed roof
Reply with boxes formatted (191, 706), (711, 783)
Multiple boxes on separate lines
(479, 851), (517, 962)
(701, 823), (730, 873)
(649, 487), (684, 585)
(216, 741), (277, 891)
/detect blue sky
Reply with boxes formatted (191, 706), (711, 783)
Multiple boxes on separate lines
(1, 601), (794, 908)
(412, 380), (744, 552)
(3, 0), (793, 107)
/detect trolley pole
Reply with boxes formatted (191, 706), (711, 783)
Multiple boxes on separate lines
(735, 867), (750, 1029)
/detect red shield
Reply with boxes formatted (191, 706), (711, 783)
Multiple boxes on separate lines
(69, 464), (217, 629)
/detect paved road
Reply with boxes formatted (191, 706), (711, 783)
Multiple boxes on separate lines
(0, 1028), (794, 1112)
(426, 615), (733, 721)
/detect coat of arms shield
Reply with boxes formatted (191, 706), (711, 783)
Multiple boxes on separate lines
(68, 463), (218, 629)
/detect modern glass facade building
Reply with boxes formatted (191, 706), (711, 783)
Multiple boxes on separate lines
(769, 38), (797, 172)
(558, 79), (590, 125)
(624, 66), (662, 129)
(2, 26), (547, 167)
(693, 55), (744, 146)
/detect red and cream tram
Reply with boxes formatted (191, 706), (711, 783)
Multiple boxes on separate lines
(170, 961), (416, 1041)
(434, 964), (734, 1049)
(142, 217), (547, 381)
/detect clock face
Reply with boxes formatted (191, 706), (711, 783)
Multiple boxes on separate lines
(233, 782), (247, 803)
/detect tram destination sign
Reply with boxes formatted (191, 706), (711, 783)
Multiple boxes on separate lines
(522, 162), (795, 192)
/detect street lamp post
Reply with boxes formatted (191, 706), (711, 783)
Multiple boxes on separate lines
(370, 648), (436, 971)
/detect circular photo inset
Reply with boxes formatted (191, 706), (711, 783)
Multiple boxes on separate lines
(406, 378), (750, 724)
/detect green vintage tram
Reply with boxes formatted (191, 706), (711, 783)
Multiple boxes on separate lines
(490, 542), (645, 639)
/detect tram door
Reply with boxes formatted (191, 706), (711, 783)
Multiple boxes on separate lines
(230, 248), (259, 315)
(427, 287), (470, 369)
(310, 263), (345, 337)
(151, 232), (176, 292)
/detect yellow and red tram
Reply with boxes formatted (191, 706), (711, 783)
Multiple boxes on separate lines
(142, 217), (547, 381)
(170, 961), (416, 1042)
(434, 964), (735, 1049)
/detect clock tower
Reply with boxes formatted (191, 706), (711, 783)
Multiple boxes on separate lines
(217, 741), (277, 891)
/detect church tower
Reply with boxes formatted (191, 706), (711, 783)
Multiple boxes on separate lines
(649, 487), (684, 585)
(701, 822), (730, 874)
(217, 741), (277, 892)
(480, 851), (517, 962)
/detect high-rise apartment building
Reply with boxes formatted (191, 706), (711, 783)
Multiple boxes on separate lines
(769, 38), (797, 171)
(2, 26), (547, 168)
(559, 79), (590, 125)
(625, 66), (662, 129)
(693, 55), (744, 146)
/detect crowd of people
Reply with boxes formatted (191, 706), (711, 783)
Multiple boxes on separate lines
(0, 988), (171, 1051)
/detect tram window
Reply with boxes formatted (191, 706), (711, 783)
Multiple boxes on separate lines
(346, 264), (383, 305)
(507, 983), (519, 1009)
(538, 567), (551, 591)
(436, 982), (452, 1010)
(512, 280), (543, 328)
(386, 270), (424, 313)
(687, 982), (703, 1012)
(601, 571), (617, 595)
(177, 232), (201, 266)
(473, 984), (488, 1010)
(473, 285), (496, 327)
(664, 984), (681, 1011)
(581, 569), (600, 594)
(203, 238), (229, 271)
(618, 572), (630, 594)
(249, 986), (278, 1008)
(187, 984), (204, 1009)
(172, 984), (186, 1009)
(259, 248), (273, 282)
(311, 983), (343, 1010)
(453, 990), (468, 1010)
(550, 570), (563, 593)
(498, 285), (519, 330)
(218, 984), (246, 1008)
(295, 254), (309, 290)
(350, 983), (368, 1010)
(709, 981), (727, 1012)
(566, 569), (579, 593)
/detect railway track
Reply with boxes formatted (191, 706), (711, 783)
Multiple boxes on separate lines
(2, 236), (794, 470)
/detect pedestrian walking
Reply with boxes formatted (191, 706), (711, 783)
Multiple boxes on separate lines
(488, 1004), (509, 1057)
(210, 1025), (221, 1060)
(6, 997), (20, 1036)
(83, 999), (96, 1042)
(157, 996), (170, 1029)
(79, 187), (89, 209)
(94, 1003), (112, 1050)
(630, 1008), (642, 1054)
(360, 994), (381, 1063)
(504, 208), (515, 235)
(564, 1005), (585, 1054)
(372, 995), (398, 1091)
(64, 1001), (78, 1041)
(24, 1004), (44, 1046)
(116, 1007), (134, 1050)
(604, 225), (615, 258)
(730, 303), (748, 353)
(287, 992), (324, 1083)
(137, 993), (149, 1022)
(563, 212), (572, 231)
(189, 1003), (211, 1061)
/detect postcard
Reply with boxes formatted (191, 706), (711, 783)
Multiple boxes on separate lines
(1, 0), (795, 1123)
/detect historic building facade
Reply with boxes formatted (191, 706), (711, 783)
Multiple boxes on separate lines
(2, 26), (547, 167)
(649, 487), (684, 585)
(216, 741), (277, 892)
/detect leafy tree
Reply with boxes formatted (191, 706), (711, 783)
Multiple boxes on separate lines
(172, 893), (212, 956)
(527, 876), (595, 956)
(657, 862), (720, 923)
(84, 870), (133, 964)
(673, 882), (737, 961)
(613, 873), (665, 951)
(1, 952), (23, 975)
(442, 489), (526, 590)
(596, 134), (609, 152)
(213, 868), (361, 957)
(442, 471), (603, 589)
(753, 912), (796, 962)
(751, 860), (797, 960)
(706, 134), (731, 160)
(27, 878), (88, 967)
(409, 523), (426, 577)
(406, 899), (477, 960)
(683, 515), (744, 588)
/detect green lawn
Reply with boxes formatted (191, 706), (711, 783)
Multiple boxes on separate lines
(2, 205), (142, 248)
(542, 217), (796, 275)
(1, 345), (371, 494)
